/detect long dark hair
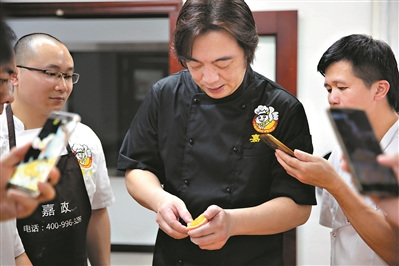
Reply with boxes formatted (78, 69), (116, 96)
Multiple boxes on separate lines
(173, 0), (258, 68)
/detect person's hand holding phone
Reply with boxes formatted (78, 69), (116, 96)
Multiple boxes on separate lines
(376, 154), (399, 180)
(341, 153), (399, 226)
(0, 143), (60, 221)
(329, 108), (398, 197)
(275, 148), (343, 190)
(7, 111), (79, 197)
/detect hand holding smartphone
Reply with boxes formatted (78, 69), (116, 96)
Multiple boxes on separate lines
(7, 111), (81, 197)
(328, 108), (398, 197)
(260, 134), (295, 157)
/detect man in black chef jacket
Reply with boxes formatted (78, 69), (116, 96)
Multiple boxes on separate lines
(118, 0), (316, 265)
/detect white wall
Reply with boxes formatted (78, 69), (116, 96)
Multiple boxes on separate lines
(5, 0), (399, 265)
(6, 18), (169, 46)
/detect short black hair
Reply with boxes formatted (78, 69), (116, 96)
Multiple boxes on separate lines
(317, 34), (399, 111)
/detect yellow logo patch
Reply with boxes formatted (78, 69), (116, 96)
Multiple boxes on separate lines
(252, 105), (279, 133)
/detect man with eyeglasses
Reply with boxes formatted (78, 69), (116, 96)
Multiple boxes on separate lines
(0, 32), (115, 266)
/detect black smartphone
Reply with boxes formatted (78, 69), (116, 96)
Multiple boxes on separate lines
(260, 134), (295, 157)
(328, 108), (398, 197)
(7, 111), (81, 197)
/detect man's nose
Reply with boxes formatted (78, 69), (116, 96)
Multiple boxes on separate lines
(55, 75), (69, 91)
(0, 84), (15, 105)
(202, 65), (219, 85)
(328, 91), (340, 106)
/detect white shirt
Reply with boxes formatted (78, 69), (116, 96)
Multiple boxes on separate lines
(320, 120), (398, 265)
(0, 220), (25, 266)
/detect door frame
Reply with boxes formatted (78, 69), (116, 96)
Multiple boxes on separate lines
(252, 11), (297, 95)
(3, 2), (297, 95)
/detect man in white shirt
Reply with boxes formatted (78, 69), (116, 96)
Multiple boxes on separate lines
(0, 32), (115, 266)
(274, 34), (399, 265)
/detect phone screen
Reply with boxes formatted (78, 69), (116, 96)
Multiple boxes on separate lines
(328, 108), (398, 197)
(7, 111), (81, 197)
(260, 134), (295, 157)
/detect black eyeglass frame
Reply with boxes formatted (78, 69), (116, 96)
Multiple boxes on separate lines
(17, 65), (80, 84)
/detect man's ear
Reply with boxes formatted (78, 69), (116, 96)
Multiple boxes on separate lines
(374, 80), (390, 101)
(10, 70), (19, 87)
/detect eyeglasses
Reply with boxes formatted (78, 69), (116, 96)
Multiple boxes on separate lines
(17, 65), (80, 84)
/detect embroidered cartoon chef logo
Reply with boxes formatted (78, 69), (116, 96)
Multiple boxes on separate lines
(71, 143), (92, 168)
(252, 105), (279, 133)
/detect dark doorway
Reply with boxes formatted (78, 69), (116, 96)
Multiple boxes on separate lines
(69, 51), (169, 173)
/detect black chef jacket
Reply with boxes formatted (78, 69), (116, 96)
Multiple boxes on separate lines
(118, 67), (316, 265)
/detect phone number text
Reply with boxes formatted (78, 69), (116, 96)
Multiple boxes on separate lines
(22, 216), (82, 233)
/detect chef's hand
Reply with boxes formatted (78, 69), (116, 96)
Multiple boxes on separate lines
(156, 193), (193, 239)
(187, 205), (232, 250)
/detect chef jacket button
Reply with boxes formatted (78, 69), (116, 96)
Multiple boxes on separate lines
(184, 179), (189, 185)
(226, 187), (231, 193)
(178, 259), (184, 265)
(193, 98), (200, 104)
(332, 233), (336, 238)
(232, 147), (238, 153)
(240, 104), (246, 109)
(189, 138), (194, 145)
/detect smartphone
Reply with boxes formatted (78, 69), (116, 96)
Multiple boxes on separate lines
(7, 111), (81, 197)
(328, 108), (398, 197)
(260, 134), (295, 157)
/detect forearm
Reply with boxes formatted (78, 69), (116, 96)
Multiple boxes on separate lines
(125, 169), (168, 213)
(227, 197), (311, 236)
(275, 149), (399, 263)
(86, 208), (111, 266)
(328, 182), (399, 265)
(125, 169), (192, 239)
(378, 197), (399, 227)
(15, 252), (32, 266)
